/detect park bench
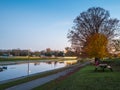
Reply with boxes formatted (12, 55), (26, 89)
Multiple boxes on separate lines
(95, 63), (113, 72)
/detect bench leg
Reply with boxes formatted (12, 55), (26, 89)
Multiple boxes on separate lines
(109, 68), (113, 72)
(102, 68), (105, 72)
(94, 68), (97, 71)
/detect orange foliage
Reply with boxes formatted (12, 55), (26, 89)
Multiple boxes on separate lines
(84, 33), (108, 58)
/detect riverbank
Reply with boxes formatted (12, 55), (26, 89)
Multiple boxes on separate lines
(0, 56), (77, 61)
(0, 59), (78, 66)
(0, 56), (57, 61)
(0, 62), (89, 90)
(0, 60), (58, 65)
(6, 62), (90, 90)
(33, 58), (120, 90)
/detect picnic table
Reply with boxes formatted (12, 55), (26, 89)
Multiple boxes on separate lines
(95, 63), (113, 72)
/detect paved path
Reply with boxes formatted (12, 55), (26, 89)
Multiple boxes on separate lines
(6, 62), (90, 90)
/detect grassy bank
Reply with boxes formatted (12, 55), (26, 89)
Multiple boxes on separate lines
(34, 60), (120, 90)
(0, 56), (58, 61)
(0, 67), (68, 90)
(0, 62), (82, 90)
(0, 56), (77, 61)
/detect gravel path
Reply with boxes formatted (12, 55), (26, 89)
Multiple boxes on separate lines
(6, 62), (90, 90)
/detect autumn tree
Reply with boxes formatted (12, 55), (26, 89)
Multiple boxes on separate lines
(84, 33), (108, 58)
(68, 7), (120, 60)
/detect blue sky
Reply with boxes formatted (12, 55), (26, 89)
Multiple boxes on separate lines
(1, 0), (120, 51)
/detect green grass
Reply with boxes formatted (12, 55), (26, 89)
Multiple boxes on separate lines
(0, 56), (58, 61)
(34, 65), (120, 90)
(0, 56), (78, 62)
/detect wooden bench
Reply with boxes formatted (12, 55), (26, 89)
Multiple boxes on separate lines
(95, 64), (113, 72)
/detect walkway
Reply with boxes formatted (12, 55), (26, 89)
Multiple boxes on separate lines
(6, 62), (90, 90)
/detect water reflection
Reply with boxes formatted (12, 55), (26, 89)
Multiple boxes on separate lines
(33, 61), (58, 66)
(34, 62), (40, 66)
(0, 60), (77, 82)
(64, 60), (78, 66)
(54, 61), (58, 67)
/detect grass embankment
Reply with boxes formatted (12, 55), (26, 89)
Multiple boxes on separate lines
(34, 58), (120, 90)
(0, 56), (58, 61)
(0, 63), (80, 90)
(0, 56), (77, 61)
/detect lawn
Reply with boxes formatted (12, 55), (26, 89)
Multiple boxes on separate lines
(34, 60), (120, 90)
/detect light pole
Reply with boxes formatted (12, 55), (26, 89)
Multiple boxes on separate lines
(27, 49), (30, 76)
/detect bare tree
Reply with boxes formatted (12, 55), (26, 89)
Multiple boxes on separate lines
(112, 39), (120, 52)
(68, 7), (120, 58)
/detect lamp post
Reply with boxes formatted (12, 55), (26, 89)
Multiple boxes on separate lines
(27, 49), (30, 76)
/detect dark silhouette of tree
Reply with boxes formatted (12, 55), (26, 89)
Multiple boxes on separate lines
(112, 39), (120, 52)
(68, 7), (120, 59)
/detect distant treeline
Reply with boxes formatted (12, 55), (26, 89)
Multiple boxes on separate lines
(0, 49), (65, 57)
(0, 48), (77, 57)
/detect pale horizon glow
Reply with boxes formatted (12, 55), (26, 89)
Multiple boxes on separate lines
(1, 0), (120, 51)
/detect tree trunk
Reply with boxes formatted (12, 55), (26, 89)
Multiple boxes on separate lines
(95, 57), (100, 63)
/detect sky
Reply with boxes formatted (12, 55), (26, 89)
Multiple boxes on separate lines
(1, 0), (120, 51)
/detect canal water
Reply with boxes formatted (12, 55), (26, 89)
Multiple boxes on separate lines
(0, 60), (77, 82)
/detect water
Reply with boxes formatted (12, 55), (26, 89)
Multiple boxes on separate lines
(0, 60), (77, 82)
